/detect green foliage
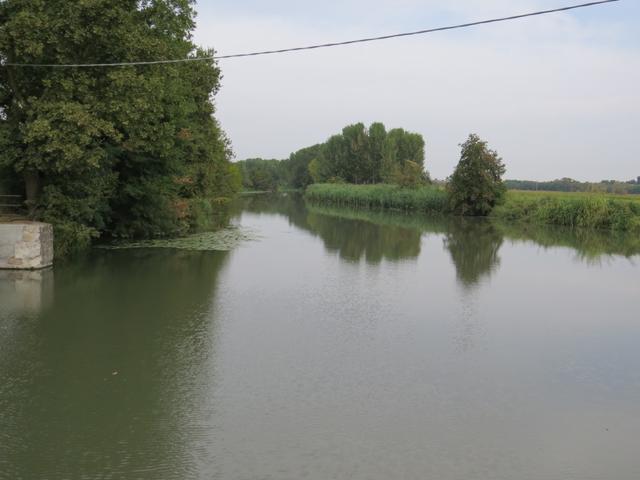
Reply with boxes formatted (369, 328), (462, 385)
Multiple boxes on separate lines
(305, 183), (448, 212)
(312, 122), (429, 185)
(236, 158), (287, 192)
(505, 178), (640, 195)
(305, 183), (640, 234)
(0, 0), (239, 254)
(284, 144), (321, 189)
(232, 123), (428, 191)
(492, 191), (640, 233)
(447, 134), (506, 216)
(306, 200), (640, 260)
(393, 160), (429, 188)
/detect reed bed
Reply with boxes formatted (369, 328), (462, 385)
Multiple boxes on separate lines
(305, 184), (640, 233)
(493, 191), (640, 232)
(305, 184), (448, 213)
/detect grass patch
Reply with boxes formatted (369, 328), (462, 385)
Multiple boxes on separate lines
(305, 184), (640, 233)
(305, 184), (448, 213)
(493, 190), (640, 232)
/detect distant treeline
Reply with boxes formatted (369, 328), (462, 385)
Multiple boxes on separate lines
(236, 122), (429, 192)
(506, 178), (640, 195)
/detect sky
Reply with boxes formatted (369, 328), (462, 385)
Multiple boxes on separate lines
(193, 0), (640, 181)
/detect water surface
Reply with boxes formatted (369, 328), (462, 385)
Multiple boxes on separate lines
(1, 195), (639, 479)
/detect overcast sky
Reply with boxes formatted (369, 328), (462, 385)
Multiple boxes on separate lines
(193, 0), (639, 181)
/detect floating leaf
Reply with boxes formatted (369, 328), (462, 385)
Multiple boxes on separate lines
(98, 225), (260, 251)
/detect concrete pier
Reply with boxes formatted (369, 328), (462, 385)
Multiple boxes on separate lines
(0, 222), (53, 270)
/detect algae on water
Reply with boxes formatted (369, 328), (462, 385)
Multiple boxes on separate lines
(99, 225), (259, 251)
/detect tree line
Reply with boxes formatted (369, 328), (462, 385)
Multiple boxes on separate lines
(0, 1), (240, 255)
(240, 128), (507, 216)
(237, 122), (430, 191)
(505, 178), (640, 195)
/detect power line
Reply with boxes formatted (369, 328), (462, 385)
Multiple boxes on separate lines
(1, 0), (620, 68)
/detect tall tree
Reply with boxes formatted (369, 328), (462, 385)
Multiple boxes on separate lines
(0, 0), (238, 254)
(447, 134), (506, 216)
(285, 144), (321, 189)
(367, 122), (386, 184)
(313, 122), (428, 186)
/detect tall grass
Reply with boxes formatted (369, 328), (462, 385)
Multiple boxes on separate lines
(305, 184), (448, 213)
(305, 184), (640, 233)
(493, 191), (640, 232)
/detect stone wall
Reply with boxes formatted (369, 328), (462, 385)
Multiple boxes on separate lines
(0, 222), (54, 270)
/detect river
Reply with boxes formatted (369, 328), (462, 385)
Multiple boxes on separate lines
(1, 194), (639, 479)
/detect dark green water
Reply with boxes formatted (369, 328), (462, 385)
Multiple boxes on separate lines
(2, 195), (639, 479)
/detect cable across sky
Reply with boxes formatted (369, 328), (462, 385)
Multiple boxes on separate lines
(1, 0), (620, 68)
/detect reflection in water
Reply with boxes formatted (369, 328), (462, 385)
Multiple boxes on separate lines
(240, 196), (504, 283)
(298, 196), (639, 267)
(237, 195), (422, 263)
(238, 194), (639, 284)
(0, 268), (54, 316)
(454, 290), (485, 353)
(443, 218), (503, 289)
(0, 249), (229, 479)
(2, 194), (640, 479)
(246, 196), (637, 356)
(306, 213), (421, 263)
(496, 221), (640, 261)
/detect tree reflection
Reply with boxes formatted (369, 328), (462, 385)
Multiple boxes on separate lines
(443, 218), (504, 288)
(237, 194), (422, 264)
(306, 212), (421, 263)
(1, 249), (229, 479)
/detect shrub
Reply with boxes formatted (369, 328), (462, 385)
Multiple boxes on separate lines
(448, 134), (506, 216)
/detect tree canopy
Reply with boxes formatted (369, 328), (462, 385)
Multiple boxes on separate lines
(236, 158), (287, 192)
(235, 123), (429, 191)
(447, 134), (506, 216)
(0, 0), (240, 254)
(311, 122), (429, 185)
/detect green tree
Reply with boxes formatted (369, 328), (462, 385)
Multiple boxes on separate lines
(367, 122), (386, 184)
(381, 128), (426, 183)
(341, 123), (369, 184)
(0, 0), (238, 254)
(447, 134), (506, 216)
(236, 158), (286, 192)
(312, 122), (428, 186)
(284, 144), (321, 189)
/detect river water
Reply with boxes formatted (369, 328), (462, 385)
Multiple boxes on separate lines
(1, 194), (639, 479)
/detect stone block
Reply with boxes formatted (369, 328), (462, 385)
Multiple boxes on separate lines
(0, 222), (54, 270)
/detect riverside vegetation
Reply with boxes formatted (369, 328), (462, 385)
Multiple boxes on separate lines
(306, 185), (640, 233)
(0, 1), (241, 256)
(275, 126), (640, 234)
(2, 0), (636, 257)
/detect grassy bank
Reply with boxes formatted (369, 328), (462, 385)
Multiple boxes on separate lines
(493, 190), (640, 232)
(305, 184), (640, 233)
(305, 184), (448, 213)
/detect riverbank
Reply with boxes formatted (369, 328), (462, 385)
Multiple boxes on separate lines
(305, 184), (640, 233)
(305, 184), (448, 213)
(492, 190), (640, 231)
